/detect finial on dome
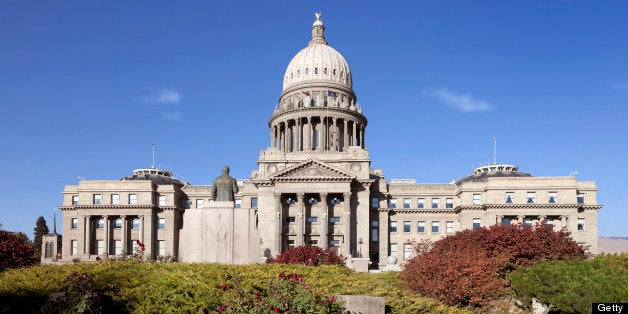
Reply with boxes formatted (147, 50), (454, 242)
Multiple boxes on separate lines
(309, 12), (327, 45)
(315, 12), (321, 21)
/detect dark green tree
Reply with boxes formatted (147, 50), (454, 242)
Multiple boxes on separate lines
(33, 216), (49, 261)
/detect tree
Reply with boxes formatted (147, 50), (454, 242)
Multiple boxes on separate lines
(33, 216), (49, 261)
(401, 223), (587, 307)
(0, 229), (35, 271)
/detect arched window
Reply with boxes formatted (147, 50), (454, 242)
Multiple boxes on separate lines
(315, 67), (318, 75)
(305, 68), (309, 75)
(324, 68), (328, 75)
(333, 69), (336, 76)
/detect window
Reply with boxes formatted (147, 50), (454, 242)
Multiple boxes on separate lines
(403, 243), (412, 260)
(323, 68), (327, 75)
(158, 240), (166, 256)
(93, 194), (101, 205)
(307, 216), (318, 223)
(330, 216), (341, 224)
(431, 221), (439, 233)
(251, 197), (258, 208)
(446, 221), (454, 233)
(314, 67), (318, 75)
(371, 220), (379, 242)
(446, 198), (453, 209)
(577, 193), (585, 204)
(333, 69), (336, 76)
(371, 197), (379, 208)
(506, 192), (514, 203)
(158, 195), (166, 206)
(330, 240), (340, 246)
(71, 240), (78, 255)
(97, 218), (105, 229)
(114, 240), (122, 255)
(285, 216), (296, 223)
(312, 129), (319, 149)
(71, 218), (78, 229)
(196, 199), (204, 209)
(132, 218), (140, 229)
(390, 221), (398, 232)
(431, 198), (439, 209)
(235, 199), (242, 208)
(403, 198), (411, 209)
(114, 218), (122, 229)
(308, 240), (318, 245)
(129, 194), (137, 205)
(472, 218), (481, 230)
(158, 218), (166, 229)
(418, 198), (425, 208)
(72, 195), (79, 205)
(548, 192), (557, 203)
(523, 218), (533, 227)
(389, 243), (398, 258)
(577, 218), (585, 231)
(111, 194), (120, 205)
(417, 221), (425, 233)
(390, 198), (397, 209)
(96, 240), (104, 255)
(473, 194), (481, 205)
(501, 217), (512, 225)
(527, 192), (536, 203)
(403, 221), (411, 232)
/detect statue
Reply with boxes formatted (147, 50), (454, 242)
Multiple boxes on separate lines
(211, 166), (239, 202)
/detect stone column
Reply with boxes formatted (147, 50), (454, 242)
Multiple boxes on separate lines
(104, 215), (109, 255)
(296, 117), (301, 151)
(274, 193), (282, 254)
(85, 215), (91, 255)
(360, 125), (365, 148)
(496, 215), (503, 225)
(332, 118), (338, 151)
(305, 117), (311, 150)
(283, 122), (288, 153)
(378, 210), (389, 267)
(517, 215), (524, 224)
(538, 215), (546, 224)
(139, 215), (145, 243)
(320, 193), (329, 249)
(352, 122), (357, 146)
(560, 215), (567, 228)
(297, 193), (305, 247)
(270, 126), (275, 148)
(343, 192), (352, 257)
(343, 119), (348, 151)
(121, 215), (127, 255)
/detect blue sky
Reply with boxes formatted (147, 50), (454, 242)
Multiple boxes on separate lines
(1, 1), (626, 238)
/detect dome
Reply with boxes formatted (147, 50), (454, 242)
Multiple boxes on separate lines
(456, 164), (532, 185)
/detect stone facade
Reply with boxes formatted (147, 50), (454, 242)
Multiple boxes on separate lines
(42, 14), (601, 269)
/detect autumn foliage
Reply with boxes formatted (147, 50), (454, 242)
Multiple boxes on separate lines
(270, 246), (345, 266)
(401, 223), (587, 307)
(0, 230), (35, 271)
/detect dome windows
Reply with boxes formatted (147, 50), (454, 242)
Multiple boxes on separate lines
(297, 70), (301, 77)
(290, 73), (293, 79)
(324, 67), (328, 75)
(333, 69), (336, 76)
(305, 68), (309, 75)
(315, 67), (318, 75)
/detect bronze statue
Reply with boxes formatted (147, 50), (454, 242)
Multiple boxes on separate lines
(211, 166), (239, 202)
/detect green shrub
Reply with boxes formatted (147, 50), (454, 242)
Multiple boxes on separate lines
(510, 253), (628, 313)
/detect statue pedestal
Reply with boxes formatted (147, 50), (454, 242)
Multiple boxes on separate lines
(179, 201), (260, 264)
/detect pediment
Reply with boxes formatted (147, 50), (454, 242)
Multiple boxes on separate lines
(270, 159), (355, 182)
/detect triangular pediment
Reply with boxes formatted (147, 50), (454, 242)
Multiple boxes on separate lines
(270, 159), (355, 182)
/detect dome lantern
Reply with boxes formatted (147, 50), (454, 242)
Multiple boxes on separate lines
(309, 12), (327, 46)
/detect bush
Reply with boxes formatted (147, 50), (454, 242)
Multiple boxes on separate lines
(270, 246), (345, 266)
(510, 253), (628, 313)
(401, 223), (587, 307)
(0, 230), (35, 271)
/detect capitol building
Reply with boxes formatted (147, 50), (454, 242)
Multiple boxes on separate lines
(42, 14), (601, 270)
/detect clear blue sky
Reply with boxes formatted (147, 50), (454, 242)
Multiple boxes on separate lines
(1, 1), (626, 238)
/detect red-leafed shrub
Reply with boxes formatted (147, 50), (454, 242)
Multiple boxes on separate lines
(401, 223), (587, 307)
(0, 230), (35, 271)
(270, 246), (345, 266)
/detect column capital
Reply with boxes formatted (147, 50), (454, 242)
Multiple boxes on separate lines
(273, 192), (282, 199)
(297, 192), (305, 199)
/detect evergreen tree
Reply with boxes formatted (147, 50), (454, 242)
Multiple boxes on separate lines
(33, 216), (49, 261)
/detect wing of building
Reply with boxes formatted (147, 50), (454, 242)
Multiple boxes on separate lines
(41, 14), (601, 270)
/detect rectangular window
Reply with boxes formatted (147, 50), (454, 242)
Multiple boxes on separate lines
(371, 229), (379, 242)
(330, 216), (341, 224)
(403, 221), (411, 232)
(114, 218), (122, 229)
(287, 239), (296, 247)
(390, 198), (397, 209)
(93, 194), (101, 205)
(527, 192), (536, 204)
(330, 240), (340, 246)
(371, 197), (379, 208)
(285, 216), (296, 223)
(472, 218), (481, 230)
(523, 218), (533, 227)
(390, 221), (398, 232)
(72, 195), (79, 205)
(251, 197), (258, 208)
(446, 221), (454, 233)
(431, 198), (439, 209)
(577, 218), (585, 231)
(158, 218), (166, 229)
(577, 193), (585, 204)
(308, 240), (318, 245)
(417, 221), (425, 233)
(431, 221), (439, 233)
(132, 218), (140, 229)
(473, 194), (481, 205)
(548, 192), (557, 203)
(389, 243), (398, 258)
(111, 194), (120, 205)
(96, 240), (104, 255)
(307, 216), (318, 223)
(502, 217), (511, 225)
(129, 194), (137, 205)
(97, 218), (105, 229)
(312, 129), (319, 149)
(403, 243), (413, 260)
(71, 240), (78, 255)
(235, 199), (242, 208)
(158, 195), (166, 206)
(403, 198), (411, 209)
(418, 198), (425, 208)
(196, 199), (204, 209)
(114, 240), (122, 255)
(446, 198), (453, 209)
(71, 218), (78, 229)
(158, 240), (166, 256)
(506, 192), (514, 203)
